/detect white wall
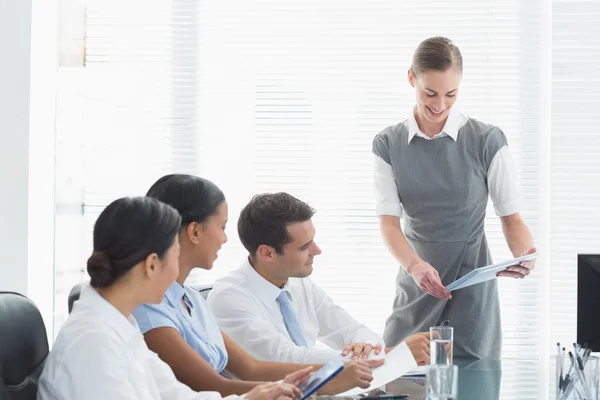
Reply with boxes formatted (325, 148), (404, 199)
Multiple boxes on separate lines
(0, 0), (58, 337)
(0, 0), (33, 295)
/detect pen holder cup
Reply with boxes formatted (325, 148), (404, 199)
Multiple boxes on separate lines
(555, 355), (600, 400)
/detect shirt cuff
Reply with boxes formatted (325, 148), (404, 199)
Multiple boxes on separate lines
(494, 199), (521, 217)
(376, 202), (403, 218)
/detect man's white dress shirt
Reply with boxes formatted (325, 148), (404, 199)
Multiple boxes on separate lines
(375, 106), (522, 218)
(208, 259), (384, 364)
(38, 285), (244, 400)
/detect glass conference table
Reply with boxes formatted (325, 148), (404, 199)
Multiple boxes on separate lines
(317, 358), (549, 400)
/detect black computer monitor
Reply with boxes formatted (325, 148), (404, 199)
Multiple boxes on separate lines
(577, 254), (600, 351)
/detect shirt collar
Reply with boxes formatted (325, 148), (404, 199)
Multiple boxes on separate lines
(77, 284), (140, 343)
(164, 280), (187, 307)
(408, 105), (462, 144)
(241, 257), (291, 306)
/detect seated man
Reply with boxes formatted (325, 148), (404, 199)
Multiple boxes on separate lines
(208, 192), (430, 365)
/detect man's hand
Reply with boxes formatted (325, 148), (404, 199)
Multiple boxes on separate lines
(405, 332), (430, 366)
(497, 247), (537, 279)
(341, 342), (383, 360)
(318, 359), (384, 395)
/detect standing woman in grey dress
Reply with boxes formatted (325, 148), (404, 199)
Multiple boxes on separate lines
(373, 36), (537, 359)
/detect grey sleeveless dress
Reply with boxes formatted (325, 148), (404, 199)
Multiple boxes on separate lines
(373, 117), (508, 359)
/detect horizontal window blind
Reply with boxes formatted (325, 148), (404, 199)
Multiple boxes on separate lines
(550, 0), (600, 350)
(190, 0), (543, 378)
(53, 0), (201, 331)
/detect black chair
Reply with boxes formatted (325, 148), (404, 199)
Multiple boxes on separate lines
(67, 283), (85, 314)
(0, 292), (49, 400)
(67, 283), (213, 314)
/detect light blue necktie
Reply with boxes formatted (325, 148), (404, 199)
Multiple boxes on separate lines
(276, 291), (308, 347)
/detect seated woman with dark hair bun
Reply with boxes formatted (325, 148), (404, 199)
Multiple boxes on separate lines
(38, 196), (305, 400)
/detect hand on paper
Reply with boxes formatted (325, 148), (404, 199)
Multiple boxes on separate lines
(320, 360), (382, 395)
(407, 260), (452, 300)
(341, 342), (383, 360)
(335, 343), (417, 397)
(497, 247), (537, 279)
(404, 332), (431, 366)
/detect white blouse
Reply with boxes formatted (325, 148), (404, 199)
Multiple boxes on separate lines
(37, 285), (244, 400)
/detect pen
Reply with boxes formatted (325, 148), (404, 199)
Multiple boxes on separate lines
(441, 320), (450, 327)
(583, 347), (592, 364)
(573, 345), (587, 371)
(560, 348), (575, 400)
(573, 343), (580, 358)
(561, 348), (566, 383)
(557, 342), (561, 357)
(557, 343), (563, 391)
(580, 343), (590, 362)
(360, 395), (409, 399)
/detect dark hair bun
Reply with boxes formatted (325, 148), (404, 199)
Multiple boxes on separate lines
(87, 197), (181, 289)
(87, 251), (117, 288)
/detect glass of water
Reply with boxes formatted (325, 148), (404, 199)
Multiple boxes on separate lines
(427, 364), (458, 400)
(430, 326), (453, 365)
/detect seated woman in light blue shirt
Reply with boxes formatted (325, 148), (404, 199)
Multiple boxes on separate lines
(135, 280), (229, 373)
(132, 174), (379, 397)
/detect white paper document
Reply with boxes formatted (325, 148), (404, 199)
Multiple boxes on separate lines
(445, 251), (539, 292)
(336, 341), (418, 396)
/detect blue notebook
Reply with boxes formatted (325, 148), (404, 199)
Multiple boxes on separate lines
(446, 252), (538, 292)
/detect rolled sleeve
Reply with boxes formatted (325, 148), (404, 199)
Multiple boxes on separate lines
(488, 145), (522, 217)
(493, 199), (521, 217)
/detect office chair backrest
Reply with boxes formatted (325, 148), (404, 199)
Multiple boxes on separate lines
(69, 284), (212, 311)
(68, 283), (85, 314)
(0, 292), (49, 400)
